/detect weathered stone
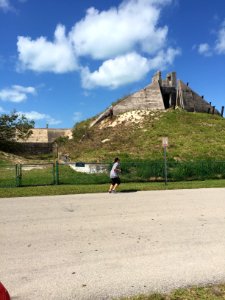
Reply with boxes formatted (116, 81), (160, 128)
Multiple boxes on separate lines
(176, 80), (219, 113)
(90, 71), (220, 127)
(16, 128), (72, 154)
(17, 128), (72, 143)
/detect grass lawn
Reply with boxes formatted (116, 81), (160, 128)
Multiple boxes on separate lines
(70, 110), (225, 162)
(118, 284), (225, 299)
(1, 179), (225, 198)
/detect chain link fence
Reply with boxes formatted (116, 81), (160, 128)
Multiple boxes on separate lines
(0, 165), (17, 188)
(1, 160), (225, 188)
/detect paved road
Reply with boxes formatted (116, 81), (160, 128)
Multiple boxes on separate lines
(1, 188), (225, 299)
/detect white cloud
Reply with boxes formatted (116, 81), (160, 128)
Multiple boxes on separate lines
(197, 43), (212, 56)
(215, 27), (225, 54)
(148, 47), (181, 70)
(73, 111), (82, 123)
(82, 52), (150, 89)
(0, 85), (36, 102)
(16, 0), (180, 89)
(0, 0), (11, 11)
(70, 0), (170, 59)
(17, 24), (78, 73)
(20, 111), (61, 125)
(82, 49), (180, 89)
(197, 21), (225, 56)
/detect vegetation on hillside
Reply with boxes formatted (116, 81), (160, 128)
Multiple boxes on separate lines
(68, 109), (225, 162)
(111, 94), (130, 106)
(1, 109), (225, 165)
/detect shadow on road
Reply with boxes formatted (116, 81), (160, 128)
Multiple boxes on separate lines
(119, 189), (138, 193)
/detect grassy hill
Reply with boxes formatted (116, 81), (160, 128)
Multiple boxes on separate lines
(0, 151), (28, 165)
(62, 109), (225, 162)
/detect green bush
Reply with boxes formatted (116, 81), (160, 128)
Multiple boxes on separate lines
(168, 160), (225, 181)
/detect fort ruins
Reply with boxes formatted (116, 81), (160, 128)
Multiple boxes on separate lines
(90, 71), (221, 127)
(18, 71), (222, 153)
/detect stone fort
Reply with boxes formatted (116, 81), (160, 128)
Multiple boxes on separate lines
(18, 71), (221, 153)
(17, 128), (72, 154)
(90, 71), (221, 127)
(20, 128), (72, 143)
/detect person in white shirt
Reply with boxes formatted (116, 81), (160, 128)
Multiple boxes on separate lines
(109, 157), (121, 193)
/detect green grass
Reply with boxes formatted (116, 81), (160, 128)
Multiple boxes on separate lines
(0, 165), (16, 187)
(69, 110), (225, 162)
(2, 160), (225, 188)
(58, 164), (109, 185)
(1, 110), (225, 164)
(118, 284), (225, 299)
(1, 179), (225, 198)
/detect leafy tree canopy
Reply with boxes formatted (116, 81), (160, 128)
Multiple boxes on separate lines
(0, 111), (35, 143)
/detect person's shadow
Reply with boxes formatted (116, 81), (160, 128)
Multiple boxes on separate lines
(119, 189), (138, 193)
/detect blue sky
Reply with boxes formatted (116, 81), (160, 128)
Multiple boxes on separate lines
(0, 0), (225, 128)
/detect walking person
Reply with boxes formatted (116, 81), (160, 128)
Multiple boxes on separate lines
(109, 157), (121, 193)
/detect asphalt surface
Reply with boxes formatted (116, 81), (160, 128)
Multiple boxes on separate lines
(1, 188), (225, 300)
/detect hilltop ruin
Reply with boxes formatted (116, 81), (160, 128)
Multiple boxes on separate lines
(90, 71), (220, 127)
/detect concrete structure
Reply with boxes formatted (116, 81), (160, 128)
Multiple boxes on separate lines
(16, 128), (72, 155)
(69, 162), (109, 174)
(90, 71), (220, 127)
(17, 128), (72, 143)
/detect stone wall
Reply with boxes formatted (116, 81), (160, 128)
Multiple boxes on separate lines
(177, 81), (220, 114)
(16, 128), (72, 155)
(22, 128), (49, 143)
(48, 129), (72, 142)
(90, 70), (220, 127)
(17, 142), (53, 154)
(18, 128), (72, 143)
(113, 81), (165, 115)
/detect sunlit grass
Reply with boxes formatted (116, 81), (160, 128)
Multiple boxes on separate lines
(118, 284), (225, 299)
(1, 179), (225, 198)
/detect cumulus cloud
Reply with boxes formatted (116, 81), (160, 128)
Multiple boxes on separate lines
(215, 27), (225, 54)
(82, 52), (151, 89)
(16, 0), (180, 89)
(197, 43), (212, 56)
(70, 0), (170, 59)
(20, 111), (61, 125)
(0, 0), (11, 11)
(17, 24), (78, 73)
(0, 85), (36, 102)
(82, 49), (180, 89)
(197, 21), (225, 56)
(148, 47), (181, 70)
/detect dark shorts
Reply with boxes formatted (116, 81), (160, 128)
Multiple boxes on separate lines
(111, 177), (121, 185)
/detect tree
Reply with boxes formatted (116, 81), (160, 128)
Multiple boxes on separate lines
(0, 111), (35, 144)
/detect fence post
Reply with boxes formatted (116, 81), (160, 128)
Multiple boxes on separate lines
(19, 164), (22, 186)
(162, 137), (168, 185)
(55, 161), (59, 185)
(16, 164), (22, 187)
(52, 163), (55, 185)
(15, 164), (18, 187)
(164, 146), (168, 185)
